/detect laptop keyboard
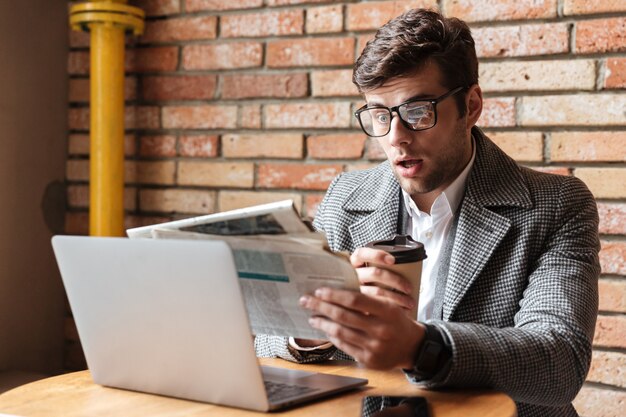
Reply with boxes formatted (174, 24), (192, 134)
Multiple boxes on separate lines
(264, 379), (319, 402)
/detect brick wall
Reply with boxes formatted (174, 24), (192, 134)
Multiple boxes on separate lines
(66, 0), (625, 414)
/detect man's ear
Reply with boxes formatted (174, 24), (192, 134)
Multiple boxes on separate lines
(465, 84), (483, 129)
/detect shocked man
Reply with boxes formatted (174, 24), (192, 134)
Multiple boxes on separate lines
(256, 9), (600, 417)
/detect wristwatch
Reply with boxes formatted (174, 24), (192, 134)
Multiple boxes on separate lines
(410, 324), (452, 379)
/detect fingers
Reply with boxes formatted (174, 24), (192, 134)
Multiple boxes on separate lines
(300, 291), (373, 327)
(350, 247), (395, 268)
(308, 315), (368, 348)
(357, 266), (413, 295)
(307, 318), (366, 362)
(360, 284), (415, 310)
(302, 287), (389, 317)
(352, 248), (413, 297)
(307, 314), (386, 367)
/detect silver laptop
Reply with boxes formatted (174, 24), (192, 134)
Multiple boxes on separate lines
(51, 235), (367, 412)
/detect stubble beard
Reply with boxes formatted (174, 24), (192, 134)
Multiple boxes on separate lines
(393, 121), (470, 198)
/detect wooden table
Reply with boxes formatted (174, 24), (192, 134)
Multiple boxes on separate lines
(0, 358), (516, 417)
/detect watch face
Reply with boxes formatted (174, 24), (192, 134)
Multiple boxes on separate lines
(361, 396), (430, 417)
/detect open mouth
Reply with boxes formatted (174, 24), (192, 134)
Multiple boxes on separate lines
(399, 159), (422, 168)
(395, 158), (423, 177)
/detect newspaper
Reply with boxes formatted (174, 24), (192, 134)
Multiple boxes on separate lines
(127, 199), (312, 239)
(126, 200), (359, 340)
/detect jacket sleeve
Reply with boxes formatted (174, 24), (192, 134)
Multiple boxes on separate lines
(406, 176), (600, 406)
(312, 174), (342, 233)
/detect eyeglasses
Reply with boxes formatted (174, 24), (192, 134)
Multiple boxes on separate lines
(354, 86), (466, 137)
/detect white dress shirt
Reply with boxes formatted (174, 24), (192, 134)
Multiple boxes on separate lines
(403, 141), (475, 322)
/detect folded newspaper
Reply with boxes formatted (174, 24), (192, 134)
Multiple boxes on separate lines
(126, 200), (359, 340)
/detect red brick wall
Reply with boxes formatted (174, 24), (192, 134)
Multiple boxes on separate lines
(66, 1), (626, 414)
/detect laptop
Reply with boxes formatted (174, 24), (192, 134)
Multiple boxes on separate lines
(51, 235), (367, 412)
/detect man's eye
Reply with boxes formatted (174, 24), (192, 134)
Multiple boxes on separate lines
(405, 106), (432, 123)
(373, 112), (390, 124)
(406, 106), (428, 118)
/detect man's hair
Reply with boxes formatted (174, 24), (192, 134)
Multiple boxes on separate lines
(353, 9), (478, 116)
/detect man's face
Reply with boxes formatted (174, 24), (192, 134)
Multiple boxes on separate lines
(363, 62), (474, 207)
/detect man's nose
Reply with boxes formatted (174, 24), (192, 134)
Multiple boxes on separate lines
(387, 113), (412, 147)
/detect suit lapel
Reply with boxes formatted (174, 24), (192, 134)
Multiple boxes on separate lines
(343, 162), (402, 249)
(440, 127), (532, 320)
(442, 200), (511, 320)
(348, 205), (401, 249)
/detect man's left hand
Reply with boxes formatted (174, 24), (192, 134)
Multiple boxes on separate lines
(299, 287), (426, 370)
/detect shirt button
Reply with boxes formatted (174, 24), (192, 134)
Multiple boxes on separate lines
(425, 231), (433, 239)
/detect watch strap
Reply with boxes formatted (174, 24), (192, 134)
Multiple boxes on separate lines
(411, 324), (452, 379)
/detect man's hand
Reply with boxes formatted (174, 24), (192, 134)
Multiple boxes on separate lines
(299, 287), (426, 370)
(351, 247), (415, 311)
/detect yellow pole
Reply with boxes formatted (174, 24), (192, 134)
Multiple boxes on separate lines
(89, 23), (124, 236)
(69, 1), (144, 237)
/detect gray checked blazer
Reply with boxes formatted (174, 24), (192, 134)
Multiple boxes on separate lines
(255, 127), (600, 417)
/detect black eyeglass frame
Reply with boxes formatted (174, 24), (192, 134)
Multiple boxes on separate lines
(354, 86), (467, 138)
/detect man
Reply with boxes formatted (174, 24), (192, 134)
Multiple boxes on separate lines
(255, 8), (599, 417)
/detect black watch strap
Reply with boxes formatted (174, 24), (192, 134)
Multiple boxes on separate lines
(411, 324), (452, 379)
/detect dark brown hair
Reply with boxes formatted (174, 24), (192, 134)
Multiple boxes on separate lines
(353, 9), (478, 116)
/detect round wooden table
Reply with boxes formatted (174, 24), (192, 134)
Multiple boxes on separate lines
(0, 358), (516, 416)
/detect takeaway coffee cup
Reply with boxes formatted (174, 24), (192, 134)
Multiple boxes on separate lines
(365, 235), (427, 319)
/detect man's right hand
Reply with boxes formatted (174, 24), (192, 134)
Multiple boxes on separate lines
(350, 247), (416, 311)
(295, 247), (415, 349)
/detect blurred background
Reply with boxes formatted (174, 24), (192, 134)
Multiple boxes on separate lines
(0, 1), (624, 415)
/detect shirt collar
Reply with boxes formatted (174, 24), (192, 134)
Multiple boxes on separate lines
(402, 135), (476, 218)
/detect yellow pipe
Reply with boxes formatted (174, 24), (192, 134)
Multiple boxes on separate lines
(89, 23), (125, 236)
(69, 1), (144, 237)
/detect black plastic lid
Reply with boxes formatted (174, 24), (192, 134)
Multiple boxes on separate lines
(364, 235), (427, 264)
